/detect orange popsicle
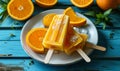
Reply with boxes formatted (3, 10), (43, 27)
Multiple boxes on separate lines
(64, 28), (90, 62)
(64, 27), (83, 55)
(42, 14), (69, 51)
(43, 14), (69, 64)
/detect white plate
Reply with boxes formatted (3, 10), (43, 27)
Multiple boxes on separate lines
(21, 9), (98, 65)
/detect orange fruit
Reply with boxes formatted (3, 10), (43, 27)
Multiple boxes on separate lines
(42, 13), (57, 27)
(96, 0), (119, 10)
(64, 7), (86, 27)
(35, 0), (57, 8)
(7, 0), (34, 21)
(26, 28), (47, 53)
(71, 0), (93, 8)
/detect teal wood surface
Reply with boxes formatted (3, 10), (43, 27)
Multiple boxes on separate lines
(0, 29), (120, 57)
(0, 0), (120, 71)
(0, 59), (120, 71)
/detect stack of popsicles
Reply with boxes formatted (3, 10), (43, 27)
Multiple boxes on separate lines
(42, 14), (106, 64)
(42, 14), (70, 63)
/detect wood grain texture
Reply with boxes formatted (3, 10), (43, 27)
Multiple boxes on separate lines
(0, 59), (120, 71)
(0, 29), (120, 57)
(0, 0), (120, 71)
(0, 6), (120, 28)
(0, 41), (28, 57)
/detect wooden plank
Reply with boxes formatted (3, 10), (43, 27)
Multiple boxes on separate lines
(0, 38), (120, 57)
(0, 16), (25, 28)
(92, 29), (120, 57)
(32, 0), (96, 5)
(0, 5), (120, 28)
(1, 29), (120, 41)
(0, 30), (20, 41)
(0, 59), (120, 71)
(0, 41), (28, 57)
(32, 0), (72, 5)
(0, 29), (120, 57)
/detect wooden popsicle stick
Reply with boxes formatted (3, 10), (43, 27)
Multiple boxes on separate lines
(44, 15), (64, 64)
(86, 42), (106, 51)
(76, 49), (91, 62)
(44, 49), (54, 64)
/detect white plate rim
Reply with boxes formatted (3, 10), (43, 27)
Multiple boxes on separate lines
(20, 9), (98, 65)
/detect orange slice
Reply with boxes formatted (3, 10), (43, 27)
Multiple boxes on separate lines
(35, 0), (57, 8)
(71, 0), (93, 8)
(42, 13), (57, 27)
(64, 7), (86, 27)
(7, 0), (34, 21)
(26, 28), (47, 53)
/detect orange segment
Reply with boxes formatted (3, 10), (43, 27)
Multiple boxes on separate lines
(26, 28), (47, 53)
(71, 0), (93, 8)
(42, 13), (57, 27)
(35, 0), (57, 8)
(64, 7), (86, 27)
(7, 0), (34, 21)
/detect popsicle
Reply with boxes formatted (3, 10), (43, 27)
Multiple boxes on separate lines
(64, 29), (106, 62)
(64, 28), (91, 62)
(64, 27), (83, 55)
(85, 42), (106, 51)
(43, 14), (69, 63)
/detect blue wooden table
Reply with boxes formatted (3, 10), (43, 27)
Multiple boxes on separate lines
(0, 0), (120, 71)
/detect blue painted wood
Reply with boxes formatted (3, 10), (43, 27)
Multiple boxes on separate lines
(0, 5), (120, 28)
(0, 0), (120, 71)
(0, 30), (20, 40)
(0, 16), (25, 28)
(0, 41), (28, 56)
(0, 30), (120, 58)
(0, 29), (120, 57)
(0, 29), (120, 40)
(0, 59), (120, 71)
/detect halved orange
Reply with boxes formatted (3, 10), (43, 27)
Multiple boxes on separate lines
(42, 13), (57, 27)
(63, 7), (86, 27)
(35, 0), (57, 8)
(71, 0), (93, 8)
(7, 0), (34, 21)
(26, 28), (47, 53)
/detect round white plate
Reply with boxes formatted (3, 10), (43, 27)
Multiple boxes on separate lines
(21, 9), (98, 65)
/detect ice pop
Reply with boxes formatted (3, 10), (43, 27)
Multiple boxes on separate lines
(64, 27), (83, 55)
(43, 14), (69, 63)
(64, 28), (91, 62)
(42, 14), (69, 51)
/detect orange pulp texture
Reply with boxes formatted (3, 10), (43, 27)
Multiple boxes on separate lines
(71, 0), (93, 8)
(26, 28), (47, 53)
(35, 0), (57, 8)
(7, 0), (34, 21)
(64, 7), (86, 27)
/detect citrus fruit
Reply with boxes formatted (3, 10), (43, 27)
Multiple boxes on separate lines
(26, 28), (47, 53)
(96, 0), (119, 10)
(7, 0), (34, 21)
(35, 0), (57, 8)
(71, 0), (93, 8)
(42, 13), (57, 27)
(64, 7), (86, 27)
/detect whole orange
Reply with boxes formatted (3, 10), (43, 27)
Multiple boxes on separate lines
(96, 0), (119, 10)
